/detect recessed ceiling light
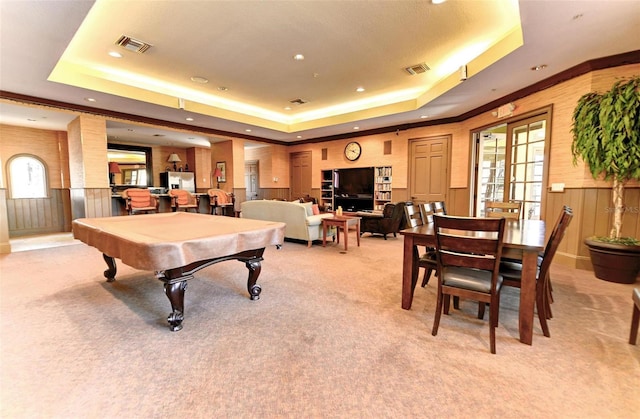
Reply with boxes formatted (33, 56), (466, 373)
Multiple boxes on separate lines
(85, 97), (96, 102)
(531, 64), (547, 71)
(217, 86), (228, 91)
(190, 76), (209, 84)
(572, 13), (584, 20)
(284, 106), (292, 111)
(245, 129), (252, 133)
(420, 115), (428, 119)
(293, 54), (305, 61)
(185, 117), (194, 121)
(27, 118), (37, 122)
(296, 135), (302, 139)
(432, 0), (447, 4)
(353, 126), (360, 130)
(108, 51), (122, 58)
(356, 87), (365, 92)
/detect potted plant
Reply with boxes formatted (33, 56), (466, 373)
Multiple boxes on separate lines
(571, 75), (640, 284)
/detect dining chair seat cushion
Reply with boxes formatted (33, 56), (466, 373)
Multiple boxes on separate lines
(500, 255), (543, 272)
(441, 267), (503, 293)
(419, 250), (437, 264)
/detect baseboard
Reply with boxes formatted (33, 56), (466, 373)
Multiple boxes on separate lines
(0, 241), (11, 254)
(553, 251), (593, 271)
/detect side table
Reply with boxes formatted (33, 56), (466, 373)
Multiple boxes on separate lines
(322, 215), (361, 251)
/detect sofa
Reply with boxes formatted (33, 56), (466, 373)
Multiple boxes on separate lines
(359, 202), (407, 239)
(240, 200), (335, 247)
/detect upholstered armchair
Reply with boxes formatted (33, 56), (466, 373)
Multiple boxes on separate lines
(359, 202), (406, 240)
(168, 189), (200, 212)
(122, 188), (159, 215)
(207, 189), (235, 216)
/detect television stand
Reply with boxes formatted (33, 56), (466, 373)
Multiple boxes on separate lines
(335, 196), (373, 212)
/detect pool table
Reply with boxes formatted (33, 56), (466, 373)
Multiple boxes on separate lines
(72, 212), (285, 331)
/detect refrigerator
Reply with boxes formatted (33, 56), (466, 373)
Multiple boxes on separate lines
(160, 171), (195, 193)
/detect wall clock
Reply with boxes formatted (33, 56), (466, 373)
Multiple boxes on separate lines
(344, 141), (362, 161)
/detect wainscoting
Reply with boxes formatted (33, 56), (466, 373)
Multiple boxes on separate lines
(6, 189), (71, 237)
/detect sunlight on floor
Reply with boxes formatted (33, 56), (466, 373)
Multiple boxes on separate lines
(9, 233), (80, 252)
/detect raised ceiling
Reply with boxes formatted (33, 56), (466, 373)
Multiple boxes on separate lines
(1, 1), (639, 146)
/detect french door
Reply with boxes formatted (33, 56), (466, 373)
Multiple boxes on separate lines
(474, 111), (550, 220)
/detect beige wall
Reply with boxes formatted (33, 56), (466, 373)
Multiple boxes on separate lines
(0, 124), (69, 190)
(1, 62), (639, 265)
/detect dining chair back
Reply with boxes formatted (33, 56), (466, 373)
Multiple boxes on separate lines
(404, 203), (423, 228)
(418, 202), (437, 287)
(432, 215), (506, 354)
(631, 288), (640, 345)
(485, 200), (522, 219)
(432, 201), (447, 216)
(419, 202), (435, 224)
(500, 206), (573, 337)
(122, 188), (159, 215)
(168, 189), (200, 212)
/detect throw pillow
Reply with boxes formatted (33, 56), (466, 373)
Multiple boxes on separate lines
(312, 204), (320, 215)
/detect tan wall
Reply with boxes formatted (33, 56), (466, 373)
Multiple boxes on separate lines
(245, 144), (290, 189)
(67, 115), (108, 189)
(1, 63), (639, 264)
(211, 141), (234, 192)
(0, 124), (69, 190)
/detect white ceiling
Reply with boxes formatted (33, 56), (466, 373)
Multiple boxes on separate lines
(1, 0), (639, 148)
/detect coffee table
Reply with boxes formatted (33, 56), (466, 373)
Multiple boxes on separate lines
(322, 215), (361, 251)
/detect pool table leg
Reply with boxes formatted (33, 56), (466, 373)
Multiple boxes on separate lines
(103, 254), (117, 282)
(245, 259), (263, 300)
(163, 278), (189, 332)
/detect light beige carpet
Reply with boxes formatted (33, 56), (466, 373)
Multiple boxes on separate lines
(1, 233), (638, 418)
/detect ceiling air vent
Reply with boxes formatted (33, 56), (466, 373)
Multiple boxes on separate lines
(289, 98), (308, 105)
(115, 35), (152, 53)
(405, 63), (430, 75)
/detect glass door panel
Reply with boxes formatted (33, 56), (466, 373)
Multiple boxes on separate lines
(474, 113), (549, 219)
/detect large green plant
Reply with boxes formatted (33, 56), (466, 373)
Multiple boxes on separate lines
(571, 76), (640, 240)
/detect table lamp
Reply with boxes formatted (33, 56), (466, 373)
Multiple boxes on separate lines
(212, 167), (222, 189)
(167, 153), (181, 171)
(108, 162), (121, 193)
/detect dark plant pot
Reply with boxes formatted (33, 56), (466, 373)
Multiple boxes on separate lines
(585, 238), (640, 284)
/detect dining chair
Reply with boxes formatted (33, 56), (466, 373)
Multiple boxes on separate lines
(418, 202), (437, 287)
(432, 215), (506, 354)
(404, 202), (423, 228)
(499, 206), (573, 337)
(168, 189), (200, 212)
(122, 188), (159, 215)
(208, 189), (236, 216)
(631, 288), (640, 345)
(485, 200), (523, 219)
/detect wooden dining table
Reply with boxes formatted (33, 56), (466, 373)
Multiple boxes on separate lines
(399, 219), (546, 345)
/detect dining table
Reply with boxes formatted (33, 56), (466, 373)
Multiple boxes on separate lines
(399, 219), (546, 345)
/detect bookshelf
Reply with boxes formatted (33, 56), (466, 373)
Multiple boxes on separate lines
(321, 169), (334, 211)
(374, 166), (392, 211)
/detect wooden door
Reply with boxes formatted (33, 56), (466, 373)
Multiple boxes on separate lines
(408, 136), (449, 205)
(244, 161), (259, 200)
(290, 151), (312, 200)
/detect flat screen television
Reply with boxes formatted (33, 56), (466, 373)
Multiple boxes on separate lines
(334, 167), (374, 197)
